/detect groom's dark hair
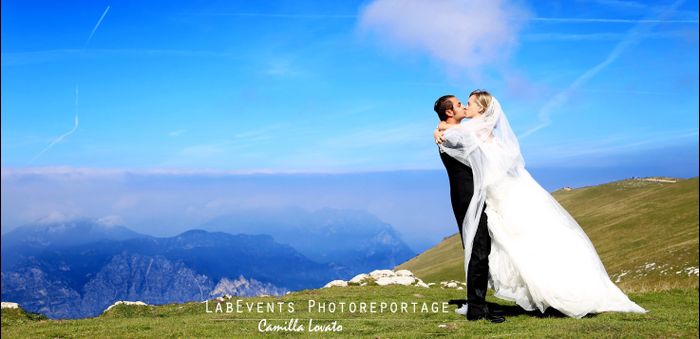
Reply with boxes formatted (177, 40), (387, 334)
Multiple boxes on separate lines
(434, 95), (455, 121)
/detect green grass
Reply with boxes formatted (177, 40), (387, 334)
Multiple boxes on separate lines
(1, 307), (47, 327)
(398, 177), (699, 292)
(2, 177), (698, 337)
(1, 286), (697, 338)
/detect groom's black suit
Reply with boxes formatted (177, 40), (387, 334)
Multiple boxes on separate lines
(439, 150), (492, 316)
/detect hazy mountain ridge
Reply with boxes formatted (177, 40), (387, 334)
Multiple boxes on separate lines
(1, 218), (149, 269)
(2, 217), (146, 244)
(1, 209), (416, 319)
(1, 222), (334, 318)
(202, 207), (416, 275)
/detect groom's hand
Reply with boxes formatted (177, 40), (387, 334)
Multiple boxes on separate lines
(434, 128), (445, 144)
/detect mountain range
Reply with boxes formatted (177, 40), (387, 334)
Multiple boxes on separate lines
(202, 207), (416, 275)
(1, 209), (415, 318)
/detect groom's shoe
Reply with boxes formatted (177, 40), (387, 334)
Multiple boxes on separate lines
(466, 305), (505, 323)
(466, 312), (506, 323)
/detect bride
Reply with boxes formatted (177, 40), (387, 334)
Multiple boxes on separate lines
(435, 90), (646, 318)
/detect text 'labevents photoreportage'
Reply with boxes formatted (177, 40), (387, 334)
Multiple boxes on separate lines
(205, 299), (451, 333)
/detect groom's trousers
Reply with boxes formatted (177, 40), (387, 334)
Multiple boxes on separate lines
(440, 151), (492, 311)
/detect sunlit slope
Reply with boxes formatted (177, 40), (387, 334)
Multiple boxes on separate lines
(397, 177), (699, 292)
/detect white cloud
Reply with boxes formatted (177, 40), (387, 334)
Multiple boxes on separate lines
(169, 129), (186, 137)
(36, 211), (78, 225)
(97, 215), (124, 227)
(263, 59), (306, 77)
(1, 49), (239, 67)
(358, 0), (531, 73)
(187, 12), (356, 19)
(592, 0), (648, 11)
(179, 146), (225, 159)
(0, 166), (339, 177)
(323, 121), (431, 148)
(525, 129), (699, 165)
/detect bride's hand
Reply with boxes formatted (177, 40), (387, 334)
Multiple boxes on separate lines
(434, 128), (445, 144)
(437, 121), (450, 131)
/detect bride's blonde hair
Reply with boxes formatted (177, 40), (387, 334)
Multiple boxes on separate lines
(469, 89), (492, 113)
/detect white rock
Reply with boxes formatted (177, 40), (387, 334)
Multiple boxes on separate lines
(427, 283), (436, 287)
(1, 302), (19, 309)
(394, 269), (414, 277)
(414, 278), (428, 288)
(369, 269), (396, 279)
(376, 276), (416, 286)
(350, 273), (370, 284)
(394, 277), (415, 285)
(457, 286), (464, 290)
(447, 282), (458, 288)
(416, 281), (430, 288)
(375, 277), (394, 286)
(323, 280), (348, 288)
(104, 301), (147, 313)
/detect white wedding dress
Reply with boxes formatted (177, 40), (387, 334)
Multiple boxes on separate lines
(440, 98), (646, 318)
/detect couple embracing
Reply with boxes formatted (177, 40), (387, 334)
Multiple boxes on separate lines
(433, 90), (646, 323)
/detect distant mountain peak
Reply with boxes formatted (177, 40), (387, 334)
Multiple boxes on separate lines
(2, 218), (147, 250)
(210, 276), (287, 298)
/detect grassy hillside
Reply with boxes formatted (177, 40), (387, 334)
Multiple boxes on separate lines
(1, 287), (697, 337)
(397, 177), (699, 292)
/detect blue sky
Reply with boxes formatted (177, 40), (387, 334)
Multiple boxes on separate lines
(1, 0), (698, 251)
(2, 0), (698, 173)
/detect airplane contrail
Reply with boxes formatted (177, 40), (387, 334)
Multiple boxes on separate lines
(530, 17), (697, 24)
(84, 5), (110, 49)
(29, 86), (81, 164)
(521, 0), (687, 139)
(30, 6), (109, 165)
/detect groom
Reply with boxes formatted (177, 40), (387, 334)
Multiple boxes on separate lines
(433, 94), (504, 323)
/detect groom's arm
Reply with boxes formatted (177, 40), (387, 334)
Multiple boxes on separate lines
(439, 128), (475, 168)
(434, 121), (458, 144)
(442, 129), (465, 149)
(434, 128), (445, 144)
